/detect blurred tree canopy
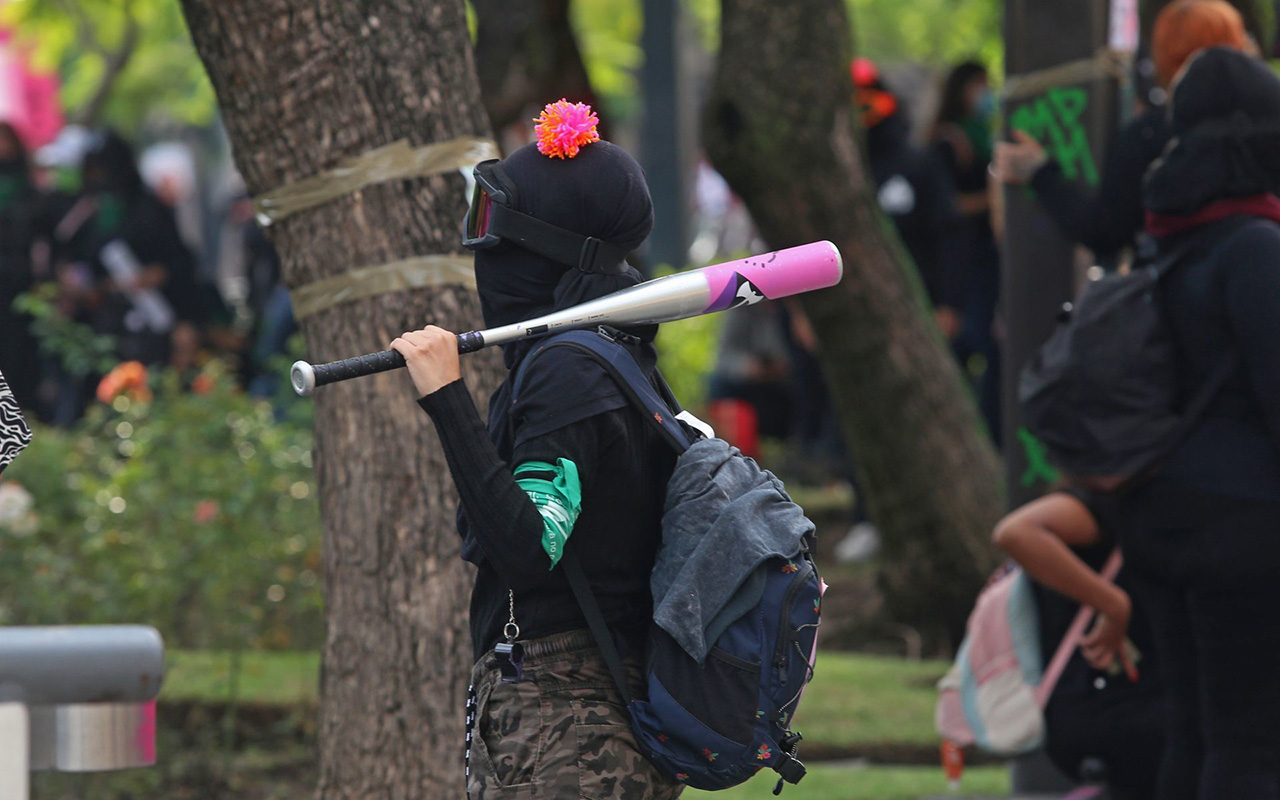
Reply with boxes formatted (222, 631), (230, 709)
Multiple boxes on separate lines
(571, 0), (1001, 122)
(1, 0), (215, 133)
(847, 0), (1001, 76)
(0, 0), (1000, 133)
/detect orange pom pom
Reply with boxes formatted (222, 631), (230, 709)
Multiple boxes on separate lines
(534, 99), (601, 159)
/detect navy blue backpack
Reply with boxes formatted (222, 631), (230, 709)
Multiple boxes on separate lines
(515, 328), (823, 793)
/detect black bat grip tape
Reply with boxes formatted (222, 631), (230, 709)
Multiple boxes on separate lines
(308, 332), (484, 389)
(312, 349), (406, 388)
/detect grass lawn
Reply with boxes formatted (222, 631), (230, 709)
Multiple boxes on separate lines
(163, 649), (319, 705)
(155, 650), (1004, 800)
(793, 652), (947, 748)
(162, 649), (950, 748)
(685, 763), (1008, 800)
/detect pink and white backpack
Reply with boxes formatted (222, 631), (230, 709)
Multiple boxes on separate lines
(935, 551), (1122, 756)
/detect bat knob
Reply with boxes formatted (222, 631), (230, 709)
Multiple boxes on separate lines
(291, 361), (317, 396)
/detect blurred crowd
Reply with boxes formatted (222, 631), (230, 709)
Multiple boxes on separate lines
(0, 124), (291, 426)
(704, 53), (1004, 559)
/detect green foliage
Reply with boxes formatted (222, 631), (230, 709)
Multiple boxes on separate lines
(570, 0), (1001, 124)
(13, 286), (117, 378)
(655, 307), (721, 414)
(1, 0), (216, 132)
(0, 359), (324, 651)
(848, 0), (1002, 76)
(571, 0), (645, 120)
(652, 261), (725, 413)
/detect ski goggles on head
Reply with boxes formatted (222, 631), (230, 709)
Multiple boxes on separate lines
(462, 159), (630, 275)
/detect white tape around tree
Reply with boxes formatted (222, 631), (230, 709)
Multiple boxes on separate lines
(253, 136), (499, 225)
(289, 254), (476, 319)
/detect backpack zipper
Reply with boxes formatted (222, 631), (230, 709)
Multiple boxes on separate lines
(774, 558), (813, 684)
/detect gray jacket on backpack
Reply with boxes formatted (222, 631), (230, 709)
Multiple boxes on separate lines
(651, 437), (815, 663)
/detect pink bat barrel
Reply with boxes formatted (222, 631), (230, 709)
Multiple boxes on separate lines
(700, 241), (844, 313)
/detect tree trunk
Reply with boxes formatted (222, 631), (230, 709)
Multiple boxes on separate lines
(180, 2), (500, 798)
(472, 0), (603, 136)
(704, 0), (1005, 645)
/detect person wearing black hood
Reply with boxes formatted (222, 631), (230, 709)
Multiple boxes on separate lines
(393, 104), (682, 799)
(1118, 47), (1280, 800)
(56, 131), (201, 368)
(0, 123), (42, 411)
(853, 59), (963, 326)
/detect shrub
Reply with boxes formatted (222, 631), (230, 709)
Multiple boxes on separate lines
(0, 358), (325, 651)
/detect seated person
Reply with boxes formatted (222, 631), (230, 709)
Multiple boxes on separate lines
(994, 487), (1164, 799)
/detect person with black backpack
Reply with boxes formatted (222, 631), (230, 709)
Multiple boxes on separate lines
(391, 104), (685, 800)
(1109, 48), (1280, 800)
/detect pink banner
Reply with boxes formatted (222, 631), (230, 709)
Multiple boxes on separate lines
(0, 27), (63, 149)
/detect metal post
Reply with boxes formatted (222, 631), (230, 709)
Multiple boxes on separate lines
(0, 626), (164, 800)
(0, 684), (29, 800)
(641, 0), (692, 272)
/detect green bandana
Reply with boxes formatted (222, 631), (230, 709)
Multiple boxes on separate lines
(0, 175), (21, 212)
(515, 458), (583, 569)
(94, 193), (126, 236)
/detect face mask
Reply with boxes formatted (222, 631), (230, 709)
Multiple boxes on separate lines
(974, 88), (997, 120)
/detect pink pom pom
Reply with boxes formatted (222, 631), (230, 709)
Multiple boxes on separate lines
(533, 99), (601, 160)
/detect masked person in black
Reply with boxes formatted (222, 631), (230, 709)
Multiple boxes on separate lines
(0, 123), (41, 411)
(993, 0), (1249, 268)
(1120, 48), (1280, 800)
(56, 131), (200, 369)
(853, 59), (962, 332)
(392, 103), (682, 800)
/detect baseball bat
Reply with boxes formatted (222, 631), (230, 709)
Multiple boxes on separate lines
(290, 240), (843, 396)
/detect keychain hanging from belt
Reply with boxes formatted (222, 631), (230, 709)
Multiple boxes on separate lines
(464, 588), (525, 800)
(494, 589), (524, 683)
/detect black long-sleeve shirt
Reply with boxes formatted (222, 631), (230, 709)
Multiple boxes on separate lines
(419, 374), (675, 661)
(1158, 217), (1280, 500)
(1030, 107), (1170, 263)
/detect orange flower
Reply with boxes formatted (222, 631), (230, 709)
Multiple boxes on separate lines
(96, 375), (122, 405)
(97, 362), (151, 405)
(193, 500), (220, 524)
(192, 374), (214, 395)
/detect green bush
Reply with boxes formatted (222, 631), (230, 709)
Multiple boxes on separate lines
(652, 262), (727, 413)
(0, 359), (324, 651)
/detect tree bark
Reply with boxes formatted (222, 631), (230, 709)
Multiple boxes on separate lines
(179, 2), (500, 798)
(472, 0), (603, 136)
(704, 0), (1005, 645)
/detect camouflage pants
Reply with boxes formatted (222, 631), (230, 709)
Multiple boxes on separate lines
(467, 629), (684, 800)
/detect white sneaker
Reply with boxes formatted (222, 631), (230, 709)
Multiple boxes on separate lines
(834, 522), (881, 563)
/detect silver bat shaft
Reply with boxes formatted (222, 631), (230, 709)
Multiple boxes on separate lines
(290, 241), (843, 395)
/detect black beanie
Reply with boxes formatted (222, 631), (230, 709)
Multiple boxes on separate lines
(472, 140), (654, 359)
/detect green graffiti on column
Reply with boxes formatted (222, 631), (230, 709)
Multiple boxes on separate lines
(1010, 87), (1099, 186)
(1017, 426), (1061, 488)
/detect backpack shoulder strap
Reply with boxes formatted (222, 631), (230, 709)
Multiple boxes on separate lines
(513, 328), (693, 453)
(1034, 548), (1123, 708)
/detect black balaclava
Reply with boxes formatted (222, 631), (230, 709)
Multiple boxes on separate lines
(1145, 47), (1280, 216)
(473, 139), (654, 369)
(82, 131), (145, 196)
(458, 138), (658, 561)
